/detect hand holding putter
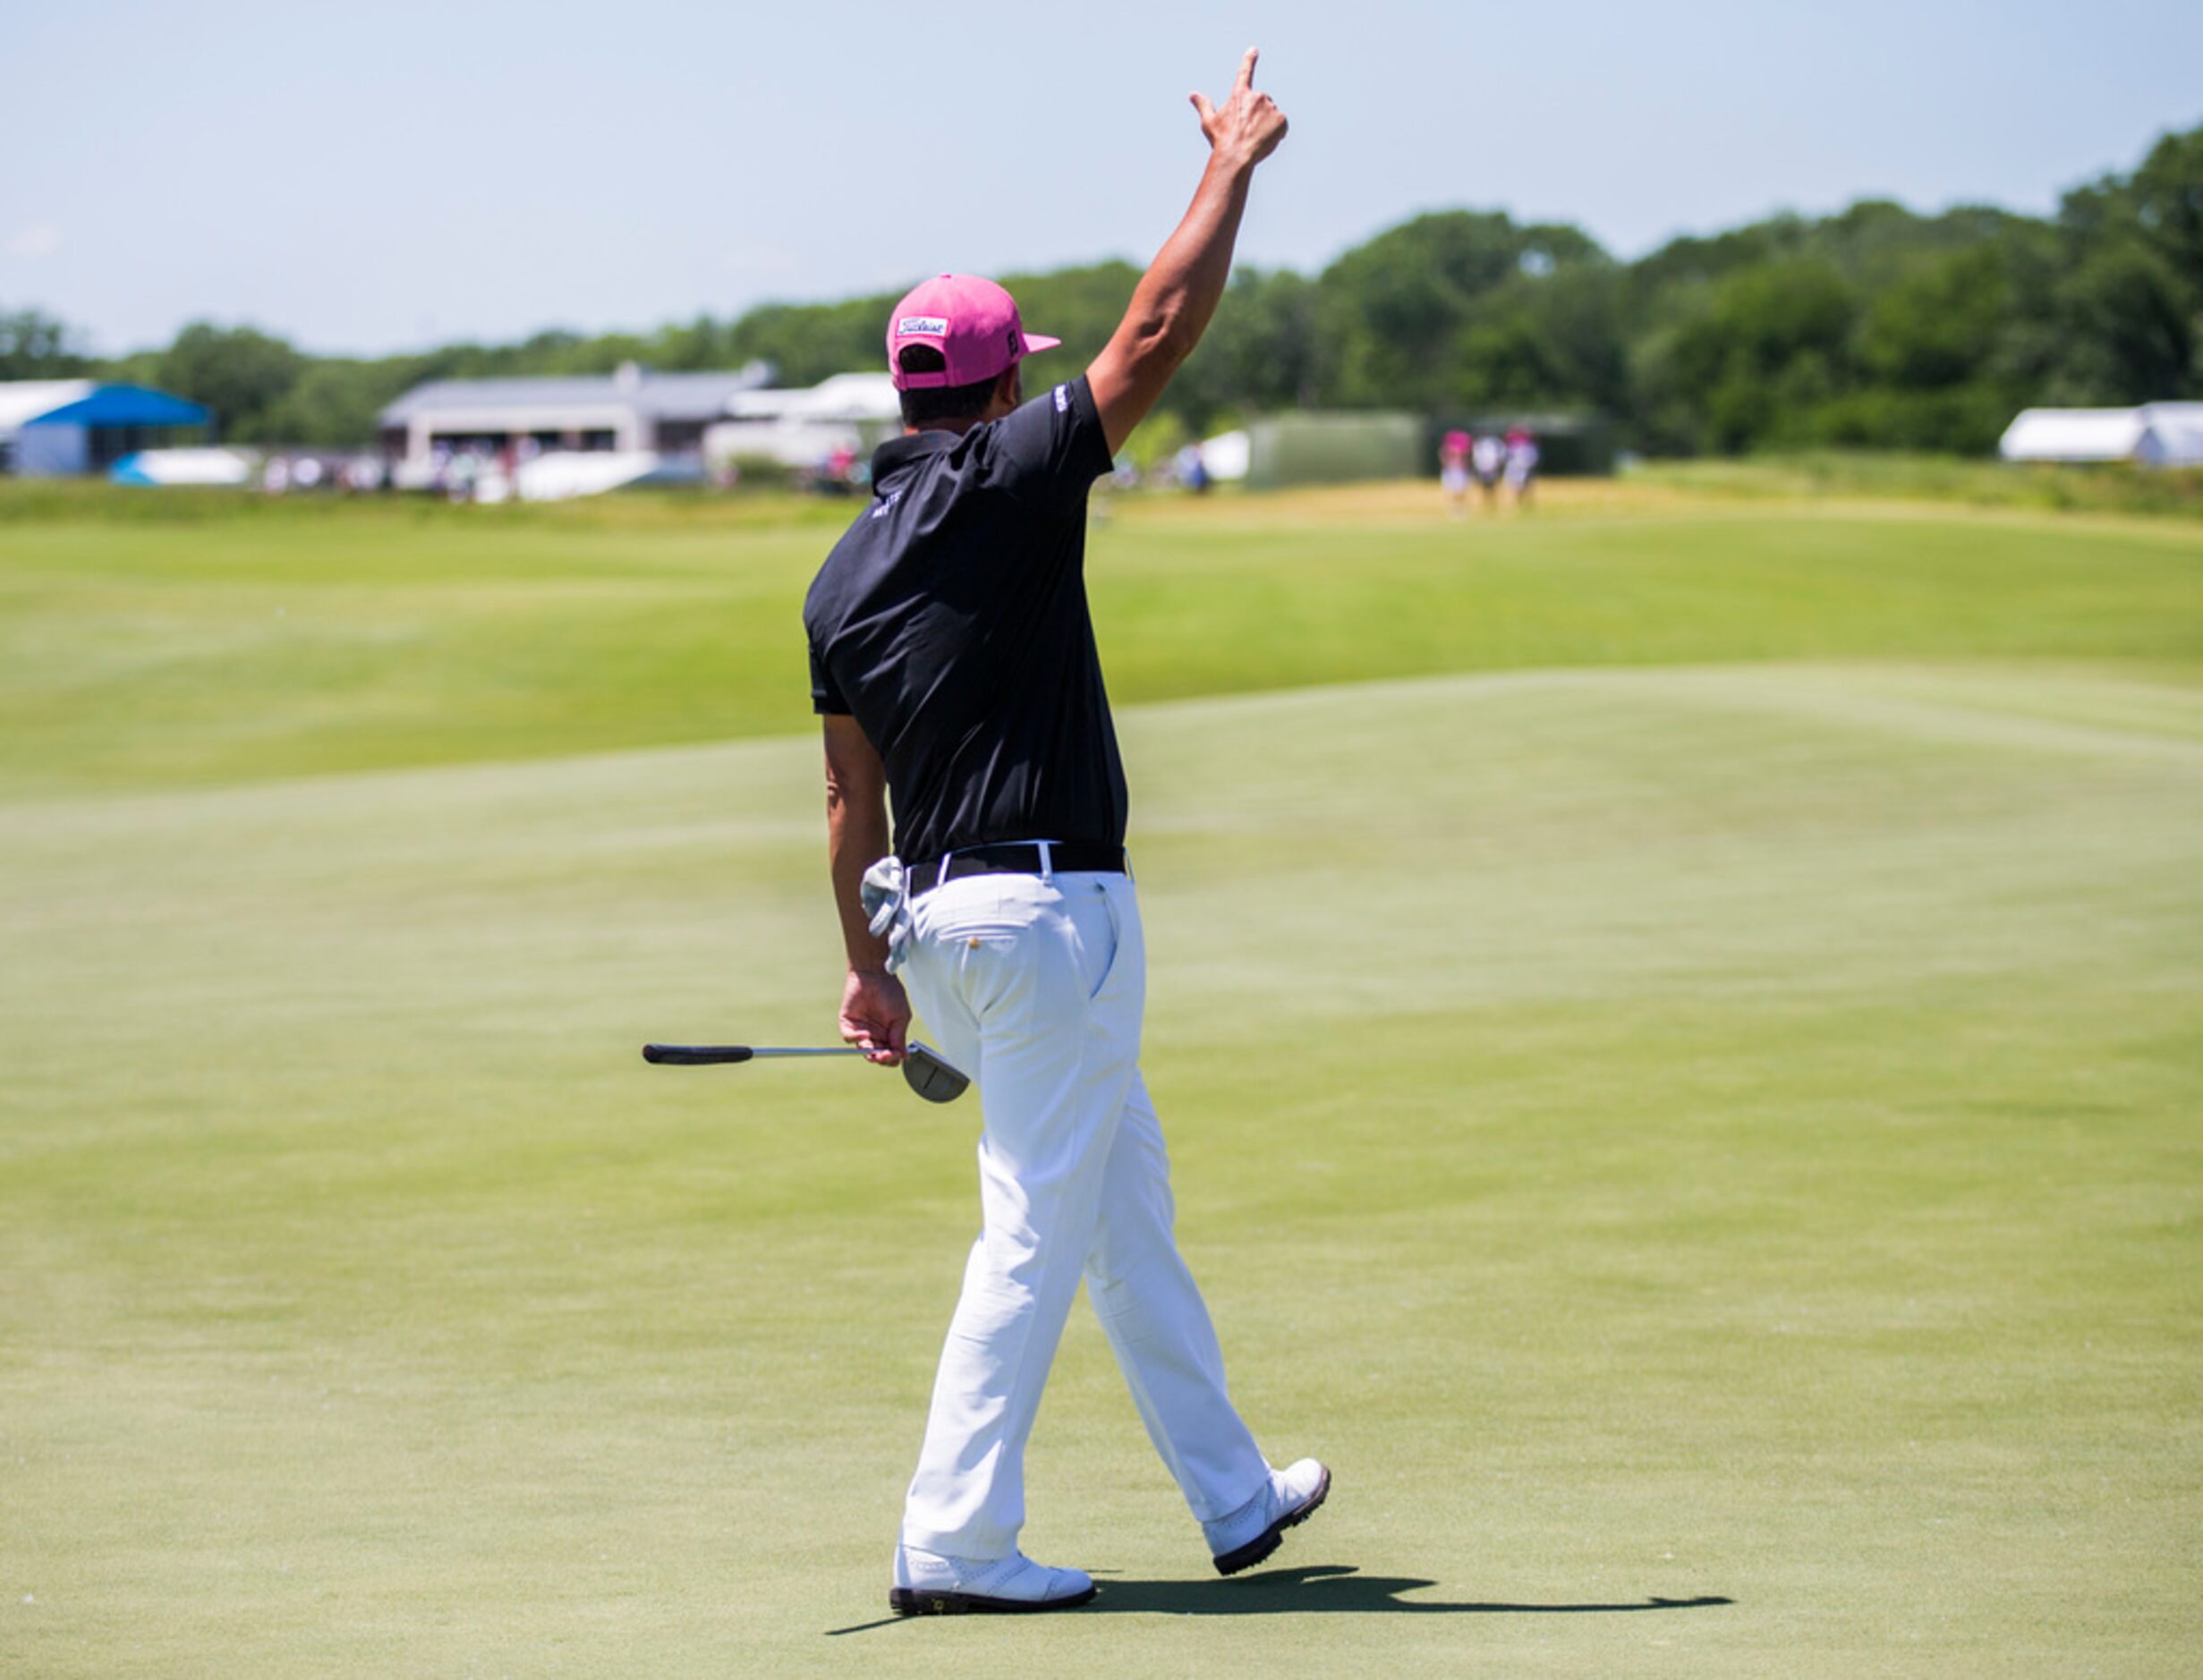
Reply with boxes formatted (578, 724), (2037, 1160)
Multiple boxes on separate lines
(641, 1039), (971, 1103)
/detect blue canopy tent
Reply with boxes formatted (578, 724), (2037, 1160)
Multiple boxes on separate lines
(12, 385), (211, 476)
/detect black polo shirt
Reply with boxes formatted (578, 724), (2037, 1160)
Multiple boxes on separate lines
(804, 375), (1121, 862)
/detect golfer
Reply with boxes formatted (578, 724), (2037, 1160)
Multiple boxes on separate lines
(804, 49), (1325, 1616)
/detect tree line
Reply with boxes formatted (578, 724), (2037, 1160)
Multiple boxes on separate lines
(4, 121), (2195, 459)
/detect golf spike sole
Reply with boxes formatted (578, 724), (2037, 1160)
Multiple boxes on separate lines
(1212, 1464), (1332, 1576)
(888, 1582), (1101, 1616)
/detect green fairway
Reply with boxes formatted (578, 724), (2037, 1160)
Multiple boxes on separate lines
(2, 484), (2199, 1674)
(3, 481), (2197, 796)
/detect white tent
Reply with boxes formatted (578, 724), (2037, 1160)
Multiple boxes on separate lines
(2134, 403), (2203, 468)
(708, 371), (903, 471)
(2000, 403), (2203, 467)
(1198, 429), (1251, 481)
(1999, 408), (2144, 462)
(513, 450), (664, 502)
(110, 447), (253, 487)
(722, 372), (900, 425)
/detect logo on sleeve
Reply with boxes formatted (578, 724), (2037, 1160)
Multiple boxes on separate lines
(896, 317), (948, 337)
(1053, 385), (1069, 412)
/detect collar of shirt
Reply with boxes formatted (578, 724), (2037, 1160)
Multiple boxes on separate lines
(871, 428), (960, 491)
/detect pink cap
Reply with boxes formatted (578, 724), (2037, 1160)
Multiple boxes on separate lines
(886, 274), (1062, 390)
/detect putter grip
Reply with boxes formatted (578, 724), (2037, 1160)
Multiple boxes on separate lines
(642, 1045), (755, 1065)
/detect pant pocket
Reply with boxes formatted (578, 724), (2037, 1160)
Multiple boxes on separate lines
(1078, 880), (1122, 1003)
(920, 889), (1042, 1017)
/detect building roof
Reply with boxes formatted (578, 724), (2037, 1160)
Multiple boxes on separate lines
(34, 385), (209, 428)
(0, 380), (96, 434)
(379, 362), (772, 427)
(0, 380), (209, 437)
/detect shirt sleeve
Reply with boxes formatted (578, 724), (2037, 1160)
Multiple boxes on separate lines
(982, 374), (1115, 505)
(809, 635), (851, 715)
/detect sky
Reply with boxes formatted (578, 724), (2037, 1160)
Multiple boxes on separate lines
(4, 0), (2199, 358)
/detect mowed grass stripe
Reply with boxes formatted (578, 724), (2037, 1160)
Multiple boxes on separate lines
(3, 486), (2199, 793)
(3, 662), (2197, 1674)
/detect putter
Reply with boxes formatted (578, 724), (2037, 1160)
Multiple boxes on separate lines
(642, 1040), (971, 1104)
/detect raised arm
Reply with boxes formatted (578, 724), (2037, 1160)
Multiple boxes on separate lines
(821, 712), (909, 1065)
(1088, 47), (1289, 455)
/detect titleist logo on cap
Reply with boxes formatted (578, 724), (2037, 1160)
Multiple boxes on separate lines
(897, 317), (949, 336)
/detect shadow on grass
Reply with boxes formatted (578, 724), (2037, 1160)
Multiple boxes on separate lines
(826, 1564), (1734, 1635)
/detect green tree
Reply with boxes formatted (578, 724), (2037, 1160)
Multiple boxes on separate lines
(1442, 264), (1629, 414)
(2126, 125), (2203, 288)
(1317, 210), (1608, 407)
(2046, 242), (2194, 402)
(1626, 217), (1803, 316)
(1170, 267), (1322, 428)
(51, 116), (2198, 461)
(726, 293), (897, 387)
(0, 309), (90, 378)
(154, 322), (306, 441)
(2035, 131), (2202, 403)
(1644, 259), (1859, 453)
(258, 359), (423, 448)
(1859, 245), (2012, 389)
(1447, 314), (1567, 408)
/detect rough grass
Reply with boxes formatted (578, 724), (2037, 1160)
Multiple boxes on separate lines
(1, 480), (2198, 1675)
(1642, 451), (2203, 521)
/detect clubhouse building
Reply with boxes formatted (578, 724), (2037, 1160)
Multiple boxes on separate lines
(376, 362), (773, 466)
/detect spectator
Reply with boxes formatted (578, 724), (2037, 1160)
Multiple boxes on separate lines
(1503, 426), (1540, 511)
(1471, 431), (1505, 513)
(1439, 428), (1471, 518)
(1176, 440), (1211, 494)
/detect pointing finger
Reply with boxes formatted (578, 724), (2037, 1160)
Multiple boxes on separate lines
(1235, 46), (1259, 93)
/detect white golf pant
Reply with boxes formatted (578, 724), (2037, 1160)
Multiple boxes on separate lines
(896, 866), (1269, 1560)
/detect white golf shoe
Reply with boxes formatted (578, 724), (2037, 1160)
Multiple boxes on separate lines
(1204, 1458), (1332, 1576)
(889, 1544), (1098, 1616)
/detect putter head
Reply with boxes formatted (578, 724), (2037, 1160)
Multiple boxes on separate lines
(902, 1043), (971, 1104)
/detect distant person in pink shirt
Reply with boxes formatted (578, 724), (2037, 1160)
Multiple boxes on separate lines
(1439, 428), (1471, 518)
